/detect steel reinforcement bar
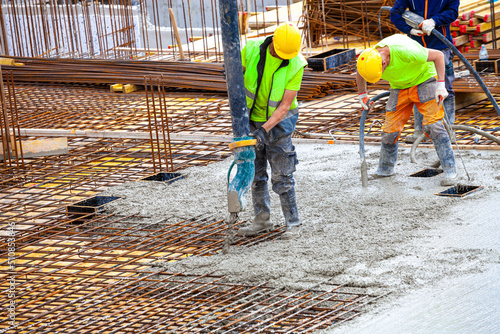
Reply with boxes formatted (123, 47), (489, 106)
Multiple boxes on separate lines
(0, 210), (375, 333)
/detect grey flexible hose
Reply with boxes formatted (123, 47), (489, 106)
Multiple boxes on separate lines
(410, 124), (500, 166)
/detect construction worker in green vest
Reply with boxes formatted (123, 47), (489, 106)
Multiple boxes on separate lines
(237, 22), (308, 239)
(357, 34), (457, 186)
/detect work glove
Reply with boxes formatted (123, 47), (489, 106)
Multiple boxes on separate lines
(410, 28), (425, 37)
(250, 127), (268, 150)
(419, 18), (435, 36)
(358, 92), (369, 110)
(435, 81), (448, 105)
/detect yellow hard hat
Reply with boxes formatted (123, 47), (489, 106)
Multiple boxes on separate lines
(357, 48), (383, 83)
(273, 22), (301, 59)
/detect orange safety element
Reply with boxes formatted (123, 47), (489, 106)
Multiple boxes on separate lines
(228, 139), (257, 150)
(383, 85), (444, 143)
(422, 0), (429, 47)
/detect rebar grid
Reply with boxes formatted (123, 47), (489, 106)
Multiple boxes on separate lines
(11, 83), (500, 146)
(0, 81), (496, 332)
(0, 272), (371, 333)
(0, 210), (375, 333)
(0, 212), (285, 268)
(13, 83), (155, 132)
(0, 83), (234, 235)
(12, 83), (233, 135)
(0, 136), (229, 228)
(0, 70), (24, 169)
(303, 0), (397, 49)
(145, 75), (174, 173)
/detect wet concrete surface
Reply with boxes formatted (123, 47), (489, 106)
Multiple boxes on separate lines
(328, 191), (500, 334)
(330, 266), (499, 334)
(103, 143), (499, 333)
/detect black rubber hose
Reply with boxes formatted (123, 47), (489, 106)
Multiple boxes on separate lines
(430, 29), (500, 117)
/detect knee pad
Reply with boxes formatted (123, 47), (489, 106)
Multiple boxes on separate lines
(424, 120), (448, 140)
(381, 132), (400, 145)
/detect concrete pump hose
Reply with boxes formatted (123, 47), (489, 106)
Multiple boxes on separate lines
(431, 30), (500, 116)
(452, 125), (500, 144)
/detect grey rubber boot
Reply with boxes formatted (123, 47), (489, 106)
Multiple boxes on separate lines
(279, 188), (300, 227)
(279, 188), (301, 239)
(237, 211), (273, 237)
(376, 142), (398, 177)
(405, 130), (424, 144)
(433, 136), (457, 186)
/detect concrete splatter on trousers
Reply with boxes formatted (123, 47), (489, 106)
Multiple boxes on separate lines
(250, 121), (300, 227)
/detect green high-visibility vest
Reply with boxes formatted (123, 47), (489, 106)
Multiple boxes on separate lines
(243, 36), (307, 120)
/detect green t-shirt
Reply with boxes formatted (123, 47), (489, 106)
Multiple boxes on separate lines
(376, 34), (437, 89)
(242, 46), (304, 122)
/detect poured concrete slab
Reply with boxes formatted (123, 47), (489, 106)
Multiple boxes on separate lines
(102, 142), (500, 332)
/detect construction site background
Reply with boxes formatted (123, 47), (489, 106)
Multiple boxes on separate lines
(0, 0), (499, 333)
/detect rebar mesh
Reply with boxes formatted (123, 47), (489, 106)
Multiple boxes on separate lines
(0, 211), (374, 333)
(1, 81), (498, 333)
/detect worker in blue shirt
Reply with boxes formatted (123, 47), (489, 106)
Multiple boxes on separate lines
(390, 0), (459, 143)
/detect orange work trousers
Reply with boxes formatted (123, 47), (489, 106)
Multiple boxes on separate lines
(383, 82), (444, 144)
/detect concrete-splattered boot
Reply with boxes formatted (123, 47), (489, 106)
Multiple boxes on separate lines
(279, 189), (301, 240)
(376, 142), (398, 177)
(433, 136), (457, 186)
(237, 212), (273, 237)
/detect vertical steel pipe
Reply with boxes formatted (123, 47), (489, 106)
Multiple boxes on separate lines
(219, 0), (250, 138)
(219, 0), (254, 213)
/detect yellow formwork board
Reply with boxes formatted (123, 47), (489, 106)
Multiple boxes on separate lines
(110, 84), (139, 94)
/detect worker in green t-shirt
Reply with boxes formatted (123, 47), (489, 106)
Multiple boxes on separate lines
(356, 34), (457, 186)
(237, 22), (308, 239)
